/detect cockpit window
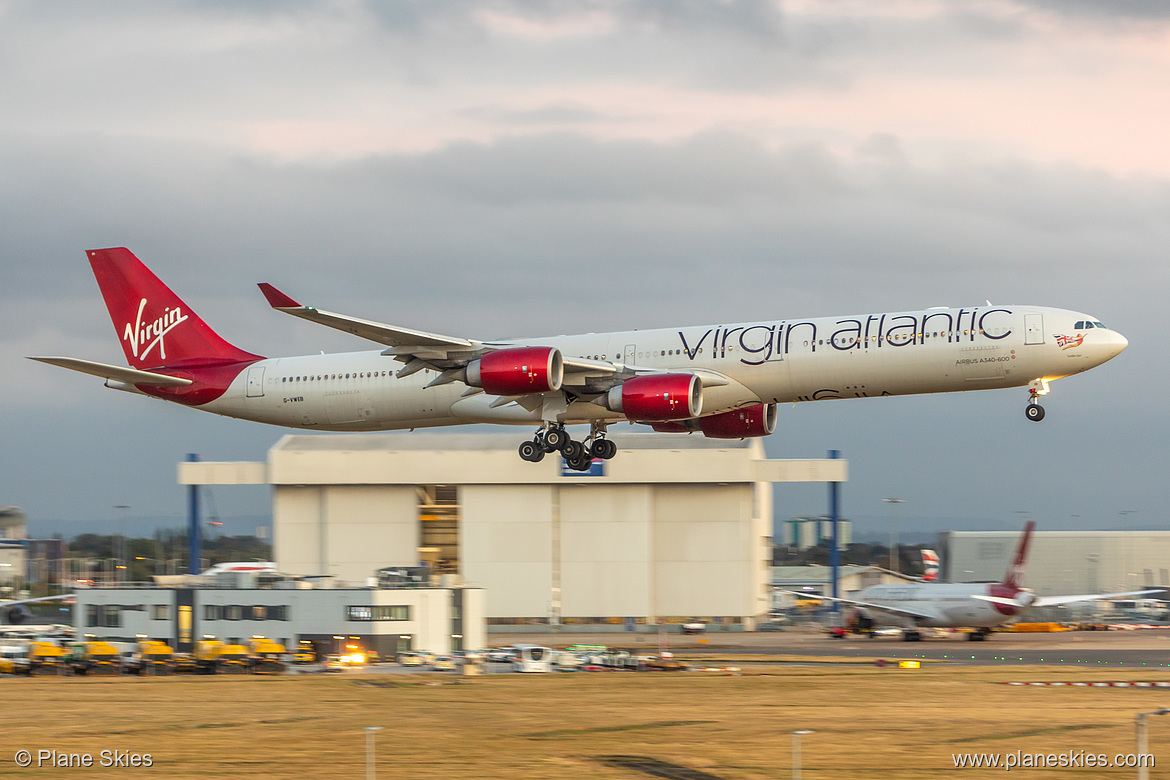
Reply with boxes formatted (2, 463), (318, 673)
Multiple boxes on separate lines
(1074, 321), (1084, 329)
(1092, 321), (1106, 328)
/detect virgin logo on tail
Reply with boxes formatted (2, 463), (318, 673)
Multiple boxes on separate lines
(123, 298), (189, 362)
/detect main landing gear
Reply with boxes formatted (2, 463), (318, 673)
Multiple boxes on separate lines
(1025, 378), (1049, 422)
(966, 627), (991, 642)
(518, 423), (618, 470)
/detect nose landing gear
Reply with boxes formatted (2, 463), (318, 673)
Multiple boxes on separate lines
(1025, 379), (1049, 422)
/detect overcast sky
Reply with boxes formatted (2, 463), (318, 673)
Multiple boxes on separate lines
(2, 0), (1167, 540)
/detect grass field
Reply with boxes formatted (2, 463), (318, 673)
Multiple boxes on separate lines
(3, 664), (1168, 778)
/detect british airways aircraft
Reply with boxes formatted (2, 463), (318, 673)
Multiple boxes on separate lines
(31, 248), (1127, 470)
(788, 523), (1160, 641)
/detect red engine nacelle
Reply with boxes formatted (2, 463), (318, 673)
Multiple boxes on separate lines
(607, 374), (702, 421)
(465, 347), (563, 395)
(698, 404), (777, 439)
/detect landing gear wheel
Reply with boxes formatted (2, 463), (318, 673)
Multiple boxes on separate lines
(903, 630), (921, 642)
(1025, 403), (1045, 422)
(543, 427), (567, 451)
(518, 441), (541, 462)
(562, 440), (585, 462)
(567, 457), (591, 471)
(591, 439), (617, 460)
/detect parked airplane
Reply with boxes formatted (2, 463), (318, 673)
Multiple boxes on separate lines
(199, 561), (277, 576)
(31, 248), (1128, 470)
(789, 523), (1160, 641)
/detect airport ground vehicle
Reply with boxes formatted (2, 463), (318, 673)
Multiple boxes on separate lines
(432, 656), (457, 671)
(398, 651), (433, 667)
(70, 641), (123, 676)
(28, 641), (69, 676)
(135, 640), (175, 675)
(682, 621), (706, 634)
(248, 637), (287, 674)
(293, 639), (317, 664)
(0, 645), (29, 675)
(194, 640), (251, 674)
(511, 644), (553, 673)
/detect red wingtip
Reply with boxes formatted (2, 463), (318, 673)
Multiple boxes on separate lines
(258, 282), (300, 309)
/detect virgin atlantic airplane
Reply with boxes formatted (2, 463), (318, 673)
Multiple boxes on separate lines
(31, 248), (1127, 470)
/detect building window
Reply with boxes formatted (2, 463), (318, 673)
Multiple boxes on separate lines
(268, 605), (288, 621)
(102, 605), (121, 628)
(85, 604), (98, 627)
(251, 605), (267, 620)
(152, 604), (170, 620)
(204, 605), (221, 621)
(346, 605), (410, 621)
(224, 605), (243, 621)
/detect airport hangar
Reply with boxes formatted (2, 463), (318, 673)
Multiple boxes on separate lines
(181, 433), (847, 631)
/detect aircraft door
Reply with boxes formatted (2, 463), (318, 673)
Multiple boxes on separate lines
(246, 364), (266, 397)
(1024, 314), (1044, 345)
(624, 344), (636, 365)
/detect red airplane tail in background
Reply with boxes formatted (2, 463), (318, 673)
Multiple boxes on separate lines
(88, 247), (261, 370)
(1002, 520), (1035, 591)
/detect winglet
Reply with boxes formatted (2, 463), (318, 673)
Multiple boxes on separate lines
(258, 282), (301, 309)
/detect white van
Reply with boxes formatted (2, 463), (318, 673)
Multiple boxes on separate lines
(510, 644), (552, 673)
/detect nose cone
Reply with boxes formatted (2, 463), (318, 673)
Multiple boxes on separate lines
(1101, 330), (1128, 362)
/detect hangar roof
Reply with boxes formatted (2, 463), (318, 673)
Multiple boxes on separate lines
(180, 432), (847, 487)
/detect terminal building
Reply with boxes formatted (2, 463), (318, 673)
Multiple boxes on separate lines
(181, 433), (847, 630)
(72, 577), (484, 658)
(941, 529), (1170, 599)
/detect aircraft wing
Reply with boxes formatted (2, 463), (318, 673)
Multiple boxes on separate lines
(3, 594), (75, 607)
(258, 283), (476, 351)
(258, 283), (735, 392)
(26, 357), (193, 387)
(1033, 588), (1165, 608)
(779, 590), (938, 621)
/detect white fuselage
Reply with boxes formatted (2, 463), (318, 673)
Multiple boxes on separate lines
(853, 583), (1017, 630)
(197, 305), (1126, 431)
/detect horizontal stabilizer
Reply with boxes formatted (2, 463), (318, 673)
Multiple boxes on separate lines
(27, 357), (193, 387)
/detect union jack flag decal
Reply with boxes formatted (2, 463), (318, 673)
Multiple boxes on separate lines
(1055, 333), (1084, 350)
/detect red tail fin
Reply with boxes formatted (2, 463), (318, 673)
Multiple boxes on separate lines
(1002, 521), (1034, 590)
(88, 248), (261, 369)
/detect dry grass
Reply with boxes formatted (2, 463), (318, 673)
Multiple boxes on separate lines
(3, 665), (1169, 778)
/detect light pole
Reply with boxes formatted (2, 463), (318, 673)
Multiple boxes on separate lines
(1135, 708), (1168, 780)
(791, 729), (814, 779)
(882, 498), (904, 575)
(364, 726), (382, 780)
(114, 505), (130, 585)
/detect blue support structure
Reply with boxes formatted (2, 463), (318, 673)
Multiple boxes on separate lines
(187, 453), (202, 575)
(828, 449), (841, 615)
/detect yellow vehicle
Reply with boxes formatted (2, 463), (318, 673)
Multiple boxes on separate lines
(193, 639), (249, 674)
(217, 643), (252, 674)
(432, 656), (457, 671)
(247, 637), (287, 674)
(71, 641), (123, 676)
(398, 651), (433, 667)
(293, 639), (317, 665)
(172, 653), (200, 674)
(28, 641), (69, 676)
(136, 640), (175, 675)
(0, 646), (29, 675)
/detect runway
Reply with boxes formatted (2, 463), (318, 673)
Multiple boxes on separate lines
(496, 627), (1170, 668)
